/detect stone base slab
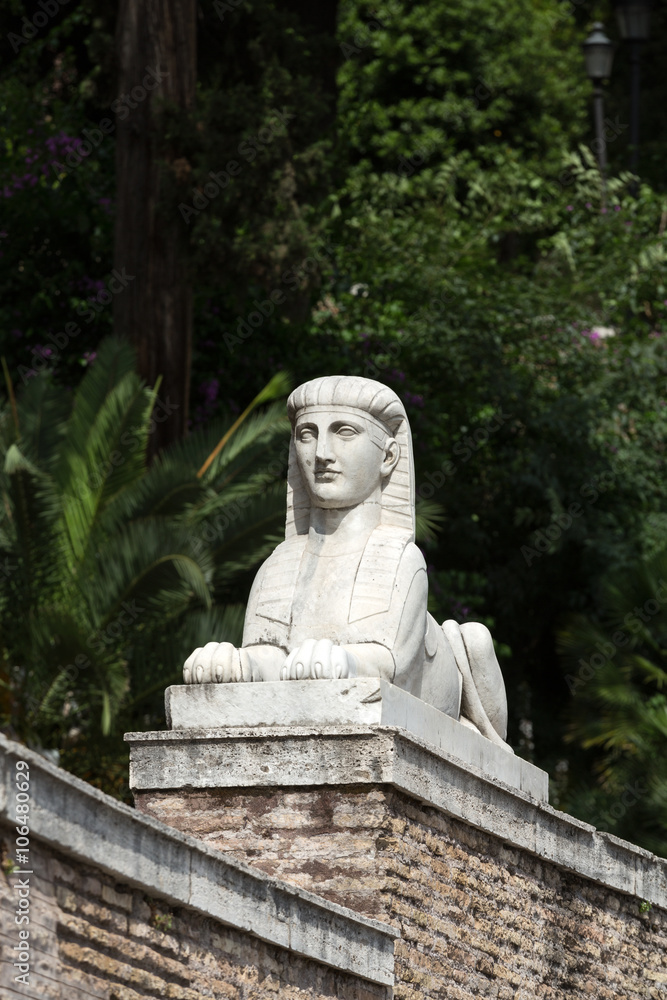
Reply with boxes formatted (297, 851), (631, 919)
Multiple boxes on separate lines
(164, 678), (548, 801)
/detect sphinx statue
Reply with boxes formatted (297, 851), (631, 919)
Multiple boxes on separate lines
(183, 375), (511, 750)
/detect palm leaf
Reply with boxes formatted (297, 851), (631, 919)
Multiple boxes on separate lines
(81, 520), (214, 626)
(415, 496), (446, 542)
(197, 371), (291, 478)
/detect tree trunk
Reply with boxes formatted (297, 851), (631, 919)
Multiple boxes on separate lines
(114, 0), (196, 452)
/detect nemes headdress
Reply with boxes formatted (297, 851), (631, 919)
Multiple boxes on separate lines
(285, 375), (415, 539)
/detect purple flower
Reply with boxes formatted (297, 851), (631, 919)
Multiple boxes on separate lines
(200, 378), (220, 406)
(566, 205), (573, 211)
(404, 391), (424, 408)
(585, 202), (592, 209)
(614, 205), (621, 211)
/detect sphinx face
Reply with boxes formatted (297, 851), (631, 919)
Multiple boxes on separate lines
(294, 410), (398, 509)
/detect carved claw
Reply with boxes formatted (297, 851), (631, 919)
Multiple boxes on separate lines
(281, 639), (352, 680)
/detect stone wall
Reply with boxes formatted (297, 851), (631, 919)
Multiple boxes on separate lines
(0, 734), (395, 1000)
(0, 828), (389, 1000)
(137, 784), (667, 999)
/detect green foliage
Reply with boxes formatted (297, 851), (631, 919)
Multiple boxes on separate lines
(558, 548), (667, 856)
(337, 0), (588, 171)
(161, 0), (339, 295)
(0, 338), (290, 796)
(0, 0), (117, 386)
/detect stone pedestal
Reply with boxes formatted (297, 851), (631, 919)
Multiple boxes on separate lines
(128, 680), (548, 917)
(162, 678), (547, 800)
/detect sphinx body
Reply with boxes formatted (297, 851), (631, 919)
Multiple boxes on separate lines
(184, 375), (510, 750)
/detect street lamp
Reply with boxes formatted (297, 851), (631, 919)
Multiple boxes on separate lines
(615, 0), (652, 174)
(615, 0), (652, 41)
(583, 23), (615, 174)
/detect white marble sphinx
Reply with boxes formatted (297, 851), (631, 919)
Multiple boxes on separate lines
(183, 375), (511, 750)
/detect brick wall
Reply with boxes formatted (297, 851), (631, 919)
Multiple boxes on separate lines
(0, 822), (389, 1000)
(136, 786), (667, 999)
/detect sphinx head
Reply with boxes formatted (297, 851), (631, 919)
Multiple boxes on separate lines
(285, 376), (415, 537)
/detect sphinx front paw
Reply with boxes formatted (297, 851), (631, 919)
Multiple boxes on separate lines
(183, 642), (244, 683)
(281, 639), (353, 680)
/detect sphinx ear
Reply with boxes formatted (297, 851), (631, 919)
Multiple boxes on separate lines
(381, 437), (400, 478)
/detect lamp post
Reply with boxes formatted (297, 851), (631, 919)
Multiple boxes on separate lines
(583, 23), (615, 176)
(615, 0), (652, 174)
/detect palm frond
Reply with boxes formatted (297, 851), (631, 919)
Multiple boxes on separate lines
(1, 339), (294, 793)
(81, 520), (214, 627)
(1, 444), (65, 607)
(197, 371), (291, 478)
(415, 496), (446, 542)
(9, 374), (69, 470)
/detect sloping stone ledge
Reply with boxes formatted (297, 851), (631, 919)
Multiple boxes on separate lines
(126, 724), (667, 911)
(0, 733), (397, 986)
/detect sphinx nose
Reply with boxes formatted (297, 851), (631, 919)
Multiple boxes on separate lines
(315, 434), (334, 463)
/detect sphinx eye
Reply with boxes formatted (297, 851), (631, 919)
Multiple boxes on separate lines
(297, 427), (316, 441)
(336, 425), (358, 437)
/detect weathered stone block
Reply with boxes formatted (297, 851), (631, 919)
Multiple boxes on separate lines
(164, 678), (549, 799)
